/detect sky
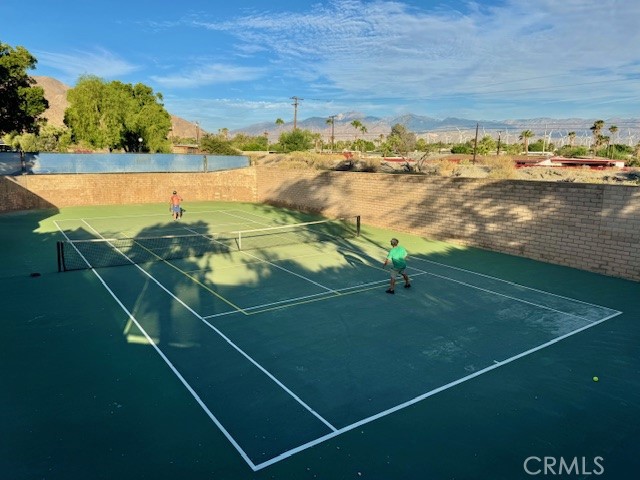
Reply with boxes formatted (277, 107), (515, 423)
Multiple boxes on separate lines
(3, 0), (640, 132)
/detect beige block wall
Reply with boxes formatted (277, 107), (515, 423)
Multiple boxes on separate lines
(1, 169), (257, 208)
(2, 167), (638, 281)
(256, 167), (640, 281)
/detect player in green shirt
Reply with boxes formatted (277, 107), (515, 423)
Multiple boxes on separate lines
(383, 238), (411, 294)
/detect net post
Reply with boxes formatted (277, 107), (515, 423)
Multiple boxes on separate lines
(56, 241), (64, 272)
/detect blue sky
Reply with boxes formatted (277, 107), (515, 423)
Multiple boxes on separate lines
(3, 0), (640, 132)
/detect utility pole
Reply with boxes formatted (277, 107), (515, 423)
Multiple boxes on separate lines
(328, 115), (336, 152)
(291, 96), (303, 130)
(497, 130), (502, 156)
(472, 123), (479, 163)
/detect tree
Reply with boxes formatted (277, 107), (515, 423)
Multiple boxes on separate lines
(357, 124), (368, 152)
(476, 135), (496, 155)
(608, 125), (618, 158)
(631, 142), (640, 167)
(64, 76), (171, 152)
(387, 124), (416, 156)
(229, 132), (267, 151)
(590, 120), (605, 154)
(275, 118), (285, 127)
(0, 42), (48, 135)
(199, 134), (241, 155)
(597, 135), (610, 157)
(276, 129), (313, 152)
(519, 130), (535, 152)
(350, 119), (363, 143)
(567, 131), (576, 147)
(529, 139), (555, 152)
(326, 116), (336, 151)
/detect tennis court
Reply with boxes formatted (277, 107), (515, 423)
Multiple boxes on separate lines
(3, 201), (640, 479)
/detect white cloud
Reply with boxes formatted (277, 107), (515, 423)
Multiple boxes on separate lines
(190, 0), (640, 110)
(162, 95), (293, 130)
(151, 63), (266, 88)
(35, 48), (139, 82)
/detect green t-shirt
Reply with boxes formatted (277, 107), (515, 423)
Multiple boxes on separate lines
(387, 246), (407, 269)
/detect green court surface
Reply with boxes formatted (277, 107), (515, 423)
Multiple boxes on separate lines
(2, 201), (639, 480)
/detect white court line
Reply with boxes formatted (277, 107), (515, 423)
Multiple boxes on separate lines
(55, 208), (267, 223)
(201, 274), (430, 319)
(220, 209), (306, 226)
(183, 227), (339, 295)
(192, 250), (335, 272)
(61, 216), (624, 470)
(410, 256), (621, 313)
(198, 244), (405, 319)
(358, 241), (621, 315)
(59, 218), (338, 472)
(220, 209), (270, 226)
(56, 222), (256, 468)
(251, 309), (622, 471)
(407, 263), (618, 323)
(239, 250), (339, 293)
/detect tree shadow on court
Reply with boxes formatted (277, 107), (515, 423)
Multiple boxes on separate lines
(85, 219), (228, 349)
(258, 170), (640, 287)
(12, 199), (640, 479)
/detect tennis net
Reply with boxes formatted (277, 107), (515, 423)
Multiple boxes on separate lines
(57, 215), (360, 272)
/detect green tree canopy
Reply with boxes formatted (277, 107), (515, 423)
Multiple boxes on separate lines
(387, 123), (416, 156)
(476, 135), (497, 155)
(519, 130), (535, 152)
(0, 42), (48, 135)
(64, 75), (172, 152)
(199, 134), (241, 155)
(276, 129), (313, 152)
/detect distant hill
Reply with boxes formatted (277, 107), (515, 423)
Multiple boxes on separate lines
(34, 76), (639, 145)
(236, 112), (640, 145)
(33, 76), (203, 139)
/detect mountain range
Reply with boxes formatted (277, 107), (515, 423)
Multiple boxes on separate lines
(34, 77), (640, 146)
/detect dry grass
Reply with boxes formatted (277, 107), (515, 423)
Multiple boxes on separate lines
(246, 152), (639, 185)
(252, 152), (342, 170)
(483, 155), (518, 179)
(436, 158), (462, 177)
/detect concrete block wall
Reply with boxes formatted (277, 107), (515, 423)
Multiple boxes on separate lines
(2, 166), (638, 281)
(2, 169), (257, 208)
(256, 167), (640, 281)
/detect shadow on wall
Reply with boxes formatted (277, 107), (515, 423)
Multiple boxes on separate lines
(259, 170), (640, 281)
(0, 176), (58, 212)
(260, 171), (359, 218)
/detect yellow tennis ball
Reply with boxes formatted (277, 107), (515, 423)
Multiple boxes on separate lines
(593, 376), (599, 382)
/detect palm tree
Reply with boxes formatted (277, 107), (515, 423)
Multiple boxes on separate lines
(275, 118), (285, 127)
(590, 120), (605, 155)
(609, 125), (618, 158)
(350, 119), (363, 143)
(519, 130), (535, 153)
(358, 124), (368, 152)
(310, 132), (322, 152)
(568, 131), (576, 147)
(326, 116), (335, 152)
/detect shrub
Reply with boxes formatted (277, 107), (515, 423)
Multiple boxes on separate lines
(484, 155), (517, 179)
